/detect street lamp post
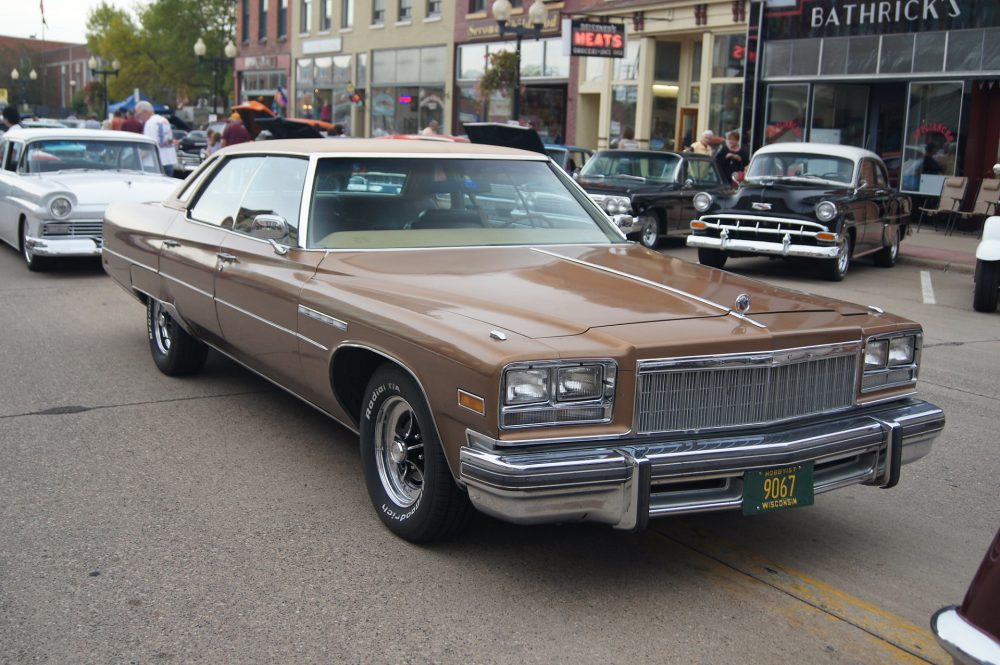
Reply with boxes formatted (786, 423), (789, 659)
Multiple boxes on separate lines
(193, 37), (237, 116)
(490, 0), (548, 122)
(88, 56), (120, 119)
(10, 67), (38, 113)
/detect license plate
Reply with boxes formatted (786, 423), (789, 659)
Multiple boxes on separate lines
(743, 462), (814, 515)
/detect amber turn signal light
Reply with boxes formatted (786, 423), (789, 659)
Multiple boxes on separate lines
(690, 221), (707, 230)
(458, 389), (486, 415)
(816, 232), (837, 242)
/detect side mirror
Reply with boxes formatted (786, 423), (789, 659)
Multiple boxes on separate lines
(683, 178), (695, 189)
(251, 214), (289, 242)
(855, 179), (869, 194)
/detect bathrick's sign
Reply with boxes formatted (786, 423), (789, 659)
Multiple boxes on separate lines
(764, 0), (998, 38)
(569, 20), (626, 58)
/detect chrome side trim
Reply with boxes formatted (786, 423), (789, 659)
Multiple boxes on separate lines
(531, 247), (767, 329)
(931, 606), (1000, 665)
(160, 271), (214, 299)
(102, 246), (159, 274)
(217, 298), (328, 351)
(298, 304), (348, 331)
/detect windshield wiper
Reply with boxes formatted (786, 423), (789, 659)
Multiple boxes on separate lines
(610, 174), (646, 182)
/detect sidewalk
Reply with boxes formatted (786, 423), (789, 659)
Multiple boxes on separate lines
(901, 226), (978, 274)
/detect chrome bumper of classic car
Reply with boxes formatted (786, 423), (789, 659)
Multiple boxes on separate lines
(459, 398), (943, 530)
(688, 214), (840, 259)
(24, 234), (102, 258)
(931, 606), (1000, 665)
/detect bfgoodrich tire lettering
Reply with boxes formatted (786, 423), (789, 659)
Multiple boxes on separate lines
(146, 299), (208, 376)
(360, 364), (472, 543)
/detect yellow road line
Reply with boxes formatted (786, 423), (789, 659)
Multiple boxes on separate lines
(652, 523), (950, 664)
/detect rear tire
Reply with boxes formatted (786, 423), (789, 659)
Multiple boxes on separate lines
(360, 364), (472, 543)
(147, 299), (208, 376)
(821, 233), (852, 281)
(873, 225), (900, 267)
(698, 247), (727, 269)
(973, 259), (1000, 312)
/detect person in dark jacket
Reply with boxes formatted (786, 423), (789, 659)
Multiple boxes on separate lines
(715, 130), (749, 184)
(2, 105), (23, 132)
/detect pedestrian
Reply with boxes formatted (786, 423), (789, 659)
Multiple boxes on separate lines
(421, 119), (440, 136)
(120, 110), (142, 133)
(134, 100), (178, 177)
(687, 130), (715, 155)
(111, 109), (125, 131)
(84, 114), (101, 129)
(618, 126), (638, 149)
(715, 130), (749, 184)
(205, 129), (221, 155)
(2, 105), (23, 132)
(221, 113), (251, 147)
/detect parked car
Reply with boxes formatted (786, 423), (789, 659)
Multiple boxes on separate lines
(0, 128), (180, 270)
(234, 100), (338, 140)
(974, 215), (1000, 312)
(102, 138), (944, 543)
(176, 129), (209, 175)
(545, 145), (593, 173)
(575, 149), (731, 249)
(931, 528), (1000, 665)
(688, 143), (912, 281)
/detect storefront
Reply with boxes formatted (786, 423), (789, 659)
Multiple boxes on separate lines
(576, 1), (750, 151)
(370, 45), (447, 136)
(747, 0), (1000, 194)
(237, 54), (291, 111)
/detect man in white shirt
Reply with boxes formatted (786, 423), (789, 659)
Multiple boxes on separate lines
(135, 101), (178, 177)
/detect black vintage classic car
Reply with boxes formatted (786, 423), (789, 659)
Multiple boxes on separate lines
(687, 143), (911, 281)
(575, 149), (731, 249)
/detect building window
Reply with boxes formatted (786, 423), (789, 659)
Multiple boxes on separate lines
(241, 0), (250, 42)
(399, 0), (411, 21)
(426, 0), (440, 17)
(809, 84), (867, 147)
(901, 81), (963, 193)
(469, 0), (485, 13)
(320, 0), (331, 30)
(373, 0), (385, 24)
(610, 85), (638, 147)
(258, 0), (268, 40)
(764, 84), (808, 144)
(341, 0), (353, 28)
(300, 0), (312, 32)
(613, 41), (640, 81)
(278, 0), (288, 37)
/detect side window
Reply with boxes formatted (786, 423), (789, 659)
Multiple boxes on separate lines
(874, 161), (889, 188)
(688, 160), (722, 186)
(188, 156), (266, 226)
(234, 156), (309, 244)
(5, 141), (22, 172)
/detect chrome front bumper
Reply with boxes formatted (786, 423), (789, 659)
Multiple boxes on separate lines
(931, 606), (1000, 665)
(459, 399), (943, 530)
(687, 231), (839, 259)
(25, 235), (102, 258)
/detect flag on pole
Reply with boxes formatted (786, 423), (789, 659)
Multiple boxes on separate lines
(40, 0), (48, 26)
(274, 86), (288, 108)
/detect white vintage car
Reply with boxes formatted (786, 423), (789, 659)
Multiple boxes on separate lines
(0, 128), (179, 270)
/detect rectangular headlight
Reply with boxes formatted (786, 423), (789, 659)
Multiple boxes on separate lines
(504, 368), (549, 405)
(556, 365), (604, 402)
(888, 336), (915, 365)
(864, 340), (888, 369)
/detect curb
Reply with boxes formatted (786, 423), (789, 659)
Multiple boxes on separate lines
(898, 254), (975, 275)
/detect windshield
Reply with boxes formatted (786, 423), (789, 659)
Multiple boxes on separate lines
(307, 157), (622, 249)
(746, 152), (854, 185)
(578, 152), (681, 184)
(23, 139), (162, 174)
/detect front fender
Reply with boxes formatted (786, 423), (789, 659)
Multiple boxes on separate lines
(976, 216), (1000, 261)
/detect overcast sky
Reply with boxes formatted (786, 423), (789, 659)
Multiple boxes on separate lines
(2, 0), (144, 45)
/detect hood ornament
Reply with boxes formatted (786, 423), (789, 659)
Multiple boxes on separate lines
(735, 293), (752, 314)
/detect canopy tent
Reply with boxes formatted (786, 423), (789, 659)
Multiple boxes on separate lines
(107, 95), (170, 114)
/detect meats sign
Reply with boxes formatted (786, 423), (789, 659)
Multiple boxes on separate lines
(570, 20), (626, 58)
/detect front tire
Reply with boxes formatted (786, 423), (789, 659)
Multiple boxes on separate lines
(360, 364), (472, 543)
(821, 232), (852, 281)
(146, 299), (208, 376)
(873, 225), (900, 267)
(640, 216), (661, 249)
(697, 247), (728, 269)
(21, 222), (47, 272)
(973, 259), (1000, 312)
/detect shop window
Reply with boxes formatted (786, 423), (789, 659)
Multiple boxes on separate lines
(880, 34), (914, 74)
(901, 81), (963, 194)
(985, 29), (1000, 70)
(396, 48), (420, 83)
(342, 0), (354, 28)
(315, 57), (334, 87)
(297, 58), (314, 87)
(711, 35), (744, 79)
(763, 42), (791, 78)
(372, 50), (396, 84)
(456, 85), (481, 125)
(650, 86), (678, 151)
(846, 37), (878, 75)
(583, 57), (604, 82)
(458, 44), (487, 79)
(610, 85), (638, 147)
(764, 84), (807, 145)
(543, 40), (569, 78)
(519, 40), (544, 77)
(356, 53), (367, 87)
(655, 42), (681, 81)
(946, 29), (984, 71)
(420, 46), (446, 82)
(709, 83), (742, 138)
(790, 40), (819, 77)
(821, 38), (848, 76)
(689, 86), (699, 104)
(614, 41), (640, 81)
(810, 85), (867, 147)
(913, 33), (945, 72)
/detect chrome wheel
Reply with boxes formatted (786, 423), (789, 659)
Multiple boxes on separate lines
(151, 301), (174, 355)
(835, 235), (850, 275)
(373, 395), (424, 507)
(640, 218), (660, 249)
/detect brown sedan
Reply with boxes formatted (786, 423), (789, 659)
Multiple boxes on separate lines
(102, 139), (945, 542)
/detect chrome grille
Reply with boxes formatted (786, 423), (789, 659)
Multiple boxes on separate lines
(42, 221), (102, 238)
(636, 345), (859, 434)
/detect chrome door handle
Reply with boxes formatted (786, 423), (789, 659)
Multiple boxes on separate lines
(216, 252), (238, 263)
(163, 239), (180, 247)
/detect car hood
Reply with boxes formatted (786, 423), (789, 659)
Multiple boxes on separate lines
(320, 244), (867, 339)
(34, 172), (178, 205)
(724, 181), (853, 215)
(578, 177), (680, 196)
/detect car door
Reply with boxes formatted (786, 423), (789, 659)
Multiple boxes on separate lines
(0, 139), (24, 248)
(213, 155), (325, 391)
(159, 156), (266, 343)
(854, 158), (884, 254)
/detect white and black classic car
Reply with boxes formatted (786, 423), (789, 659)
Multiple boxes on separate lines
(0, 128), (179, 271)
(687, 143), (911, 280)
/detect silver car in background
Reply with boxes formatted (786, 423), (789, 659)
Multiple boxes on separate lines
(0, 128), (179, 270)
